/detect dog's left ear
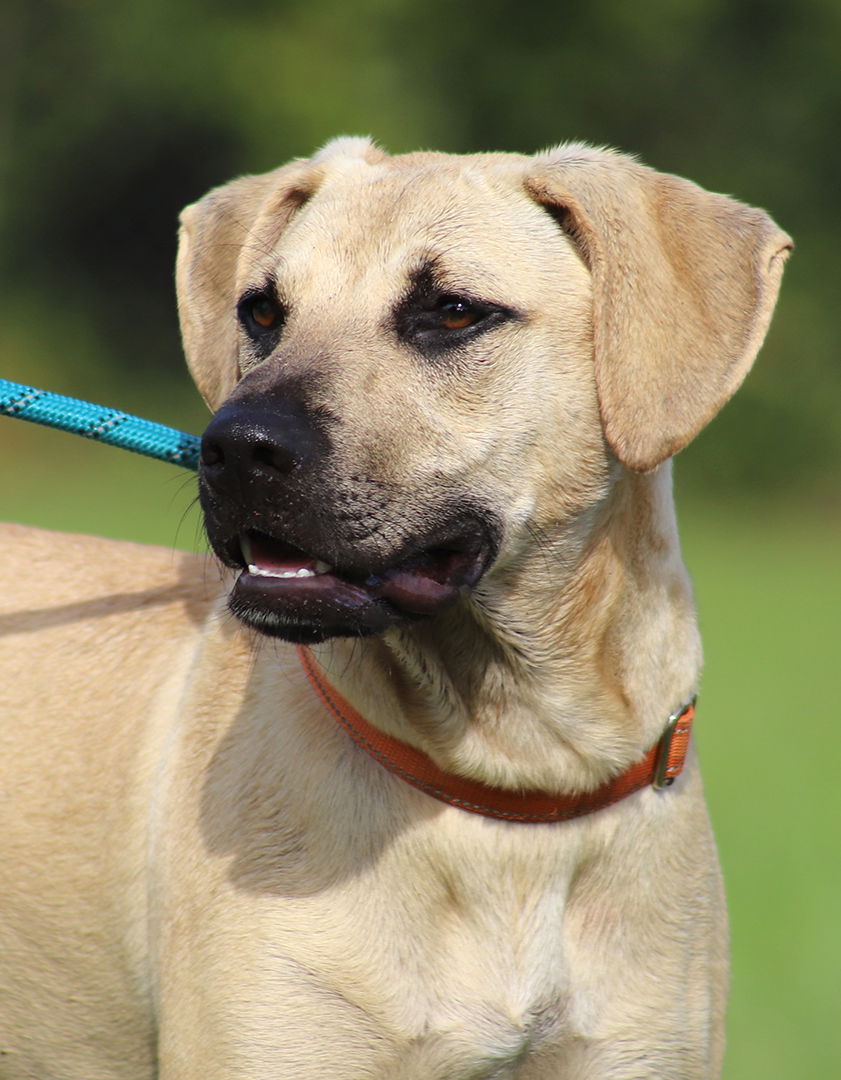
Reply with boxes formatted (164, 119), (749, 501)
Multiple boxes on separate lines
(525, 146), (792, 471)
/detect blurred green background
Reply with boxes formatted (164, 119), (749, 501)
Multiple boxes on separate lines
(1, 1), (838, 1074)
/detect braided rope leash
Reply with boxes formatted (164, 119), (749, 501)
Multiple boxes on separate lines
(0, 377), (201, 471)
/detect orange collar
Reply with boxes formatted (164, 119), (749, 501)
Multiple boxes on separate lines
(297, 645), (695, 824)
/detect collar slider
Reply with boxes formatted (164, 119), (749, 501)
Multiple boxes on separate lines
(652, 698), (697, 790)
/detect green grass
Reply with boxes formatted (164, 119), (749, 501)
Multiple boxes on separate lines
(1, 418), (838, 1076)
(679, 501), (840, 1079)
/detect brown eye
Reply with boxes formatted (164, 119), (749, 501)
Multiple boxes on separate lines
(238, 288), (285, 345)
(250, 296), (279, 329)
(437, 298), (481, 331)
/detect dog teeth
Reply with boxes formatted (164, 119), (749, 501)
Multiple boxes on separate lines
(244, 562), (333, 579)
(247, 564), (318, 579)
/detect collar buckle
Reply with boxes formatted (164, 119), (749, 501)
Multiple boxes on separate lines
(652, 697), (697, 790)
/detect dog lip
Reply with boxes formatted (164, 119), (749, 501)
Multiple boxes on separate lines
(236, 567), (373, 606)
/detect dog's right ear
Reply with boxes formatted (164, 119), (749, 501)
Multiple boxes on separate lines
(176, 138), (388, 410)
(176, 165), (309, 409)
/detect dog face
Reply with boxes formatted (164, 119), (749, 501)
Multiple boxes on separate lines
(177, 139), (790, 643)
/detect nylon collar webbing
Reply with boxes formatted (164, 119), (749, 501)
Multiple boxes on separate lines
(297, 645), (695, 824)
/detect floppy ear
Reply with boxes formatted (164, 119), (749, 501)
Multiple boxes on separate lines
(175, 164), (307, 409)
(525, 145), (792, 471)
(176, 137), (388, 410)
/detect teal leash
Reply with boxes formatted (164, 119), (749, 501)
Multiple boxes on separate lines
(0, 377), (201, 471)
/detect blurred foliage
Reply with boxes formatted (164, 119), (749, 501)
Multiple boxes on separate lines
(1, 0), (839, 506)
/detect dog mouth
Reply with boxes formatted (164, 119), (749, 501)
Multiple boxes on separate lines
(222, 527), (494, 643)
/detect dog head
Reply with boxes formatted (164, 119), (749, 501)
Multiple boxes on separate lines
(176, 138), (790, 643)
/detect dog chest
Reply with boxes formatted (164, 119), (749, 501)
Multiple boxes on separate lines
(154, 738), (589, 1078)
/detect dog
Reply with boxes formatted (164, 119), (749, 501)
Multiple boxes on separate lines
(0, 138), (790, 1078)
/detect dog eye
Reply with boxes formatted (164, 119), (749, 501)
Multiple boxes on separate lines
(250, 297), (279, 329)
(393, 273), (517, 356)
(435, 297), (483, 331)
(238, 290), (285, 340)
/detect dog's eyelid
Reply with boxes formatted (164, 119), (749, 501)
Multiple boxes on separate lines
(237, 283), (283, 310)
(430, 292), (479, 310)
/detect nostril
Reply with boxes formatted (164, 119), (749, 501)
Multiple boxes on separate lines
(200, 437), (225, 468)
(252, 439), (297, 474)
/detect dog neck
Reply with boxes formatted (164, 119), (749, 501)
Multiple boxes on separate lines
(305, 463), (701, 795)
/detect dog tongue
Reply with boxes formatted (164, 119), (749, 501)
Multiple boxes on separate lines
(373, 559), (463, 614)
(376, 571), (456, 613)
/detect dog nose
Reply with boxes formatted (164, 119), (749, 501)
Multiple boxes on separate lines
(200, 401), (322, 480)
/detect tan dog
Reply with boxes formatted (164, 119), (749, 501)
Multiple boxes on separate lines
(0, 139), (790, 1078)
